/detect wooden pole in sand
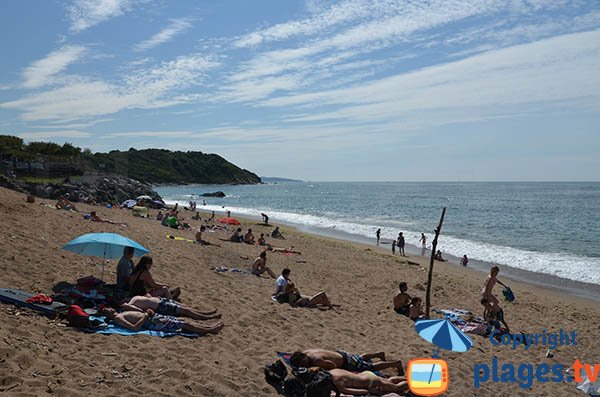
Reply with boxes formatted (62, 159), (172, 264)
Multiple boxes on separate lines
(425, 207), (446, 318)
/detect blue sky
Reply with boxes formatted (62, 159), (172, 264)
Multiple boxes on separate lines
(1, 0), (599, 181)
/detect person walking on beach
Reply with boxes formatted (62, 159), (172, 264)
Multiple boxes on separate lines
(397, 232), (405, 256)
(481, 266), (508, 306)
(226, 210), (231, 217)
(461, 254), (469, 267)
(419, 233), (427, 249)
(376, 228), (381, 246)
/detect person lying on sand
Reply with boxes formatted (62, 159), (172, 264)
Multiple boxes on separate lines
(195, 225), (221, 246)
(129, 256), (180, 300)
(101, 307), (223, 335)
(290, 349), (404, 375)
(120, 295), (220, 321)
(481, 298), (510, 331)
(252, 251), (277, 278)
(393, 282), (411, 316)
(481, 266), (507, 306)
(271, 226), (285, 239)
(244, 228), (255, 244)
(89, 211), (125, 225)
(293, 367), (408, 396)
(270, 246), (301, 255)
(55, 194), (77, 211)
(409, 297), (425, 321)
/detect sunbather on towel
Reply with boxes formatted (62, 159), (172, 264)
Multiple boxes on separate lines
(90, 211), (125, 225)
(283, 281), (335, 310)
(270, 246), (301, 255)
(101, 307), (223, 335)
(290, 349), (404, 375)
(195, 225), (221, 246)
(302, 368), (408, 396)
(481, 298), (510, 331)
(393, 282), (411, 316)
(120, 295), (220, 321)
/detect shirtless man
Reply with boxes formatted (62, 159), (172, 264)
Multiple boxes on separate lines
(393, 282), (411, 316)
(120, 295), (220, 321)
(90, 211), (122, 225)
(481, 266), (507, 305)
(195, 225), (220, 246)
(481, 298), (510, 331)
(244, 228), (255, 244)
(290, 349), (404, 375)
(101, 307), (223, 335)
(329, 368), (408, 395)
(252, 251), (276, 278)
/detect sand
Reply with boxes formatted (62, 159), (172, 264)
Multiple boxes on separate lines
(0, 186), (598, 396)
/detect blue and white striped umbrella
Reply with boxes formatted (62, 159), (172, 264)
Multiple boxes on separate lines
(415, 319), (472, 352)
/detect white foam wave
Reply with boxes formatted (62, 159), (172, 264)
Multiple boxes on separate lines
(164, 200), (600, 285)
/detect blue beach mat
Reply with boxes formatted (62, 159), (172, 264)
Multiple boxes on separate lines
(87, 316), (198, 338)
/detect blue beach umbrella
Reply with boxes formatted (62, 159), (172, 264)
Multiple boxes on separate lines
(415, 319), (473, 353)
(63, 233), (149, 280)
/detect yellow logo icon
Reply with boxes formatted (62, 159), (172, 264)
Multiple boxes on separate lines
(407, 358), (449, 396)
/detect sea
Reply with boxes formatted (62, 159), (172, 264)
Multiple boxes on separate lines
(155, 182), (600, 297)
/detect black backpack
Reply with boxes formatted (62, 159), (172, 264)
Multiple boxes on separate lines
(265, 359), (288, 387)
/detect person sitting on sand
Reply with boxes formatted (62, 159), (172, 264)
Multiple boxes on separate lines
(274, 268), (291, 296)
(192, 211), (201, 221)
(271, 226), (285, 239)
(252, 251), (277, 278)
(116, 246), (135, 291)
(285, 282), (334, 309)
(257, 233), (271, 248)
(195, 225), (221, 246)
(55, 194), (77, 211)
(290, 349), (404, 375)
(120, 295), (220, 321)
(244, 228), (255, 244)
(156, 211), (164, 221)
(167, 214), (182, 229)
(227, 227), (243, 242)
(409, 297), (425, 321)
(434, 250), (446, 261)
(393, 282), (411, 316)
(461, 254), (469, 266)
(481, 266), (507, 306)
(100, 307), (223, 335)
(481, 298), (510, 331)
(129, 256), (180, 300)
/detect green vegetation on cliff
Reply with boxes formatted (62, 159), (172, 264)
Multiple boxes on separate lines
(0, 135), (261, 185)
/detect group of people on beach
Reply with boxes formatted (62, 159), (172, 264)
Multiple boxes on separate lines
(107, 246), (224, 335)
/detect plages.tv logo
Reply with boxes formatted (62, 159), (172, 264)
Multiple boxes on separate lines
(407, 358), (449, 396)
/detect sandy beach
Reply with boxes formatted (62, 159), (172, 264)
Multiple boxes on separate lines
(1, 186), (599, 396)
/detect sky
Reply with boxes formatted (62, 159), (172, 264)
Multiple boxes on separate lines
(1, 0), (599, 182)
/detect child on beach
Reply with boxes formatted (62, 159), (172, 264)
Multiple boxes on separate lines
(409, 297), (425, 321)
(392, 240), (396, 254)
(481, 266), (508, 305)
(481, 298), (510, 332)
(461, 254), (469, 266)
(393, 282), (411, 316)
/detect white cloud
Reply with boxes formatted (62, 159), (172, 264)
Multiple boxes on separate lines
(17, 130), (92, 139)
(1, 54), (220, 121)
(68, 0), (136, 33)
(22, 45), (87, 89)
(133, 18), (193, 52)
(261, 29), (600, 125)
(109, 131), (193, 137)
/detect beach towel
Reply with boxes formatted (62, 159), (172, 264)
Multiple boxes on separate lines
(0, 288), (67, 317)
(432, 308), (488, 335)
(503, 287), (515, 302)
(167, 235), (195, 243)
(212, 266), (253, 275)
(87, 316), (198, 338)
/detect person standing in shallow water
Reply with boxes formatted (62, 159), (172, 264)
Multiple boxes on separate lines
(397, 232), (405, 256)
(391, 240), (396, 254)
(461, 255), (469, 267)
(376, 228), (381, 246)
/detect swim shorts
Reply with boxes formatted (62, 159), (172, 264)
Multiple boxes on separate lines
(145, 314), (183, 333)
(337, 350), (373, 372)
(158, 298), (180, 316)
